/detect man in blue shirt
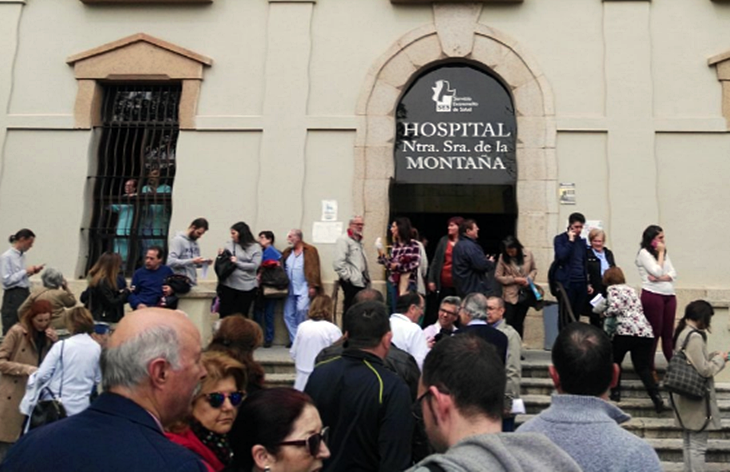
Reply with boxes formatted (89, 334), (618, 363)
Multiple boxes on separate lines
(553, 212), (589, 329)
(129, 246), (174, 310)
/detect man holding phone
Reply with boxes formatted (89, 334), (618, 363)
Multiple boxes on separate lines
(553, 212), (589, 329)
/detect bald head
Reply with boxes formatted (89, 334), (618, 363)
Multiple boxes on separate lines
(109, 308), (198, 350)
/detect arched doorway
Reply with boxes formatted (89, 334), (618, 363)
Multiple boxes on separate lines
(390, 63), (517, 260)
(354, 21), (557, 292)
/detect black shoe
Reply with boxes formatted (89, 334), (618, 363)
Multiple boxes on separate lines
(264, 341), (272, 348)
(286, 342), (293, 348)
(609, 390), (621, 403)
(651, 393), (666, 414)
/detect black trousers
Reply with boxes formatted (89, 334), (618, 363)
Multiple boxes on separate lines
(612, 334), (659, 396)
(2, 287), (29, 335)
(218, 284), (256, 318)
(340, 279), (364, 316)
(505, 302), (530, 339)
(558, 281), (588, 330)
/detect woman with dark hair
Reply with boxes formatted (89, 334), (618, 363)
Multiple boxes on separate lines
(218, 222), (262, 318)
(208, 315), (265, 394)
(424, 217), (463, 327)
(585, 228), (616, 328)
(32, 306), (101, 417)
(1, 229), (42, 336)
(495, 235), (537, 339)
(376, 217), (421, 311)
(599, 267), (663, 412)
(0, 300), (56, 459)
(228, 388), (330, 472)
(635, 224), (677, 371)
(18, 267), (76, 330)
(166, 351), (246, 472)
(81, 252), (130, 323)
(671, 300), (727, 471)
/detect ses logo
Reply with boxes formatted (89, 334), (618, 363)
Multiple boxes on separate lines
(431, 80), (478, 113)
(431, 80), (456, 112)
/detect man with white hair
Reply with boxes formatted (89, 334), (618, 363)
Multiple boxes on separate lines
(1, 308), (208, 471)
(333, 215), (370, 315)
(457, 292), (508, 364)
(282, 229), (322, 346)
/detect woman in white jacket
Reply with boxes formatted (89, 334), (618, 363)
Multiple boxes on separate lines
(35, 307), (101, 416)
(290, 295), (342, 391)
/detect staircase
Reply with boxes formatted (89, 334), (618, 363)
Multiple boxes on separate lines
(255, 347), (730, 471)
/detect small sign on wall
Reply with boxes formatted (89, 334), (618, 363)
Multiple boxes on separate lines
(312, 221), (343, 244)
(559, 183), (576, 205)
(321, 200), (338, 222)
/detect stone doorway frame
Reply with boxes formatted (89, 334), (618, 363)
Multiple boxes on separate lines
(354, 7), (558, 283)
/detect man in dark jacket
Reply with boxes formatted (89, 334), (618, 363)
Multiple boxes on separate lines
(452, 219), (495, 297)
(305, 301), (413, 472)
(553, 212), (589, 329)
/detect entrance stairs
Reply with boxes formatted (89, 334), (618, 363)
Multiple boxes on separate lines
(254, 347), (730, 471)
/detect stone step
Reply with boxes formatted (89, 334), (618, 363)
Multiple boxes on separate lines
(661, 462), (729, 471)
(516, 414), (730, 440)
(264, 372), (296, 388)
(647, 438), (730, 463)
(520, 377), (730, 401)
(522, 394), (730, 419)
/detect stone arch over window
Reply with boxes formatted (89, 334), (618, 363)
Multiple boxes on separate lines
(354, 9), (557, 279)
(66, 33), (213, 130)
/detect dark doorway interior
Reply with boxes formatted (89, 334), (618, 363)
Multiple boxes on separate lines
(389, 183), (517, 262)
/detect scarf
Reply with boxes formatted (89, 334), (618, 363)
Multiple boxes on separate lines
(347, 228), (363, 242)
(191, 420), (233, 466)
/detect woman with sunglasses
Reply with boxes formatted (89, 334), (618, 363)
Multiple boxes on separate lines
(166, 351), (246, 472)
(228, 387), (330, 472)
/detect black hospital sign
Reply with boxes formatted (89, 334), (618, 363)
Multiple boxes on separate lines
(395, 65), (517, 185)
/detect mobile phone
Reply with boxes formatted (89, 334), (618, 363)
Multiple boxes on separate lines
(651, 240), (658, 249)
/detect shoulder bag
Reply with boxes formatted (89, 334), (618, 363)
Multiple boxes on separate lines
(29, 341), (68, 430)
(664, 330), (708, 399)
(215, 244), (237, 282)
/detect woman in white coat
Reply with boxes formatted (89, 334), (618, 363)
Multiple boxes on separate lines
(34, 307), (101, 416)
(290, 295), (342, 391)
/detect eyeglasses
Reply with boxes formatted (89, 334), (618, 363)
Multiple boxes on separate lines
(439, 309), (459, 317)
(277, 427), (329, 456)
(205, 391), (246, 408)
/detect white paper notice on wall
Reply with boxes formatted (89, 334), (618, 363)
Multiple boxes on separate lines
(582, 220), (603, 243)
(321, 200), (338, 222)
(312, 222), (343, 244)
(559, 183), (576, 205)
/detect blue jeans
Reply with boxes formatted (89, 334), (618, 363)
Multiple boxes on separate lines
(284, 293), (309, 343)
(254, 298), (277, 343)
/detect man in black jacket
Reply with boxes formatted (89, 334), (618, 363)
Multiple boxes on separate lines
(452, 219), (496, 297)
(305, 301), (413, 472)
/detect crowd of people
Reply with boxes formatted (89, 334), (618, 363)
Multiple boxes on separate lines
(0, 212), (725, 471)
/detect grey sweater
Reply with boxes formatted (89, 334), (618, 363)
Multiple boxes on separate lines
(518, 394), (662, 472)
(221, 241), (262, 291)
(167, 231), (201, 284)
(407, 432), (582, 472)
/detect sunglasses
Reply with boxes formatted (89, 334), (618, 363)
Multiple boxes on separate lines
(277, 426), (329, 456)
(205, 391), (245, 408)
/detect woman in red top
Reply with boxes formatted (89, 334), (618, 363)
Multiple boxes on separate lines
(424, 217), (463, 327)
(166, 352), (246, 472)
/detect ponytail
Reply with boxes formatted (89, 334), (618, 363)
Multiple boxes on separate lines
(9, 228), (35, 244)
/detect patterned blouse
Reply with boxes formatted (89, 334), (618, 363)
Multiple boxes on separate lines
(378, 240), (422, 285)
(605, 284), (654, 338)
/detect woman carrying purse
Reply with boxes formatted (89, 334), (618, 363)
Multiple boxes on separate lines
(671, 300), (728, 472)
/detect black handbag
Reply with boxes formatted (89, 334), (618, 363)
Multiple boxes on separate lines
(29, 341), (67, 431)
(664, 330), (709, 400)
(215, 246), (237, 282)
